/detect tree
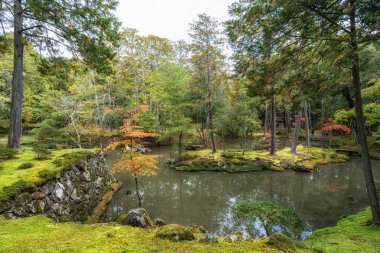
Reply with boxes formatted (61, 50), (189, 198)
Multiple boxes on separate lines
(0, 0), (120, 148)
(227, 0), (380, 223)
(106, 105), (159, 207)
(189, 14), (225, 154)
(233, 200), (305, 239)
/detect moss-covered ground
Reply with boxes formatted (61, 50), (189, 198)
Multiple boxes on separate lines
(0, 146), (95, 203)
(0, 215), (307, 253)
(303, 208), (380, 253)
(0, 208), (379, 252)
(174, 145), (348, 172)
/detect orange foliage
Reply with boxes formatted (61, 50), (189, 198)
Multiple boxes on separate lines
(112, 153), (159, 176)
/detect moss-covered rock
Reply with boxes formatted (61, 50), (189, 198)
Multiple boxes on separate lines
(266, 233), (297, 252)
(117, 208), (154, 228)
(155, 224), (195, 241)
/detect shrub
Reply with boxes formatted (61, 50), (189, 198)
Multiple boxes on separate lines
(37, 169), (56, 180)
(18, 162), (34, 170)
(0, 147), (18, 161)
(233, 200), (306, 239)
(32, 145), (52, 160)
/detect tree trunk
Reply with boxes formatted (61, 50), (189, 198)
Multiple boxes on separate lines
(178, 131), (183, 163)
(264, 103), (268, 135)
(291, 110), (302, 154)
(349, 0), (380, 222)
(303, 101), (311, 148)
(135, 176), (142, 207)
(269, 85), (276, 156)
(8, 0), (24, 148)
(342, 86), (355, 109)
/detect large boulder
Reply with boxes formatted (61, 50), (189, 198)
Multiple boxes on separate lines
(155, 224), (195, 241)
(197, 233), (218, 244)
(117, 208), (153, 228)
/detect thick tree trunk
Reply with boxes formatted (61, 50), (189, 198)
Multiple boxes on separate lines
(291, 110), (302, 154)
(342, 86), (355, 109)
(303, 101), (311, 148)
(8, 0), (24, 148)
(269, 85), (276, 156)
(135, 176), (142, 207)
(349, 0), (380, 222)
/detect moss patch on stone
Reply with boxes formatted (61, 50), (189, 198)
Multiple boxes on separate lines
(88, 181), (121, 223)
(155, 224), (196, 241)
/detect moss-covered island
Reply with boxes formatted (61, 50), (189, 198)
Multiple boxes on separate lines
(172, 146), (349, 173)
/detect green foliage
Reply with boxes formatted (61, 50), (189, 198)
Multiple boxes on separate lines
(32, 145), (52, 160)
(52, 151), (93, 168)
(232, 200), (306, 239)
(32, 119), (60, 143)
(0, 147), (18, 161)
(334, 109), (355, 126)
(17, 162), (34, 170)
(37, 169), (56, 181)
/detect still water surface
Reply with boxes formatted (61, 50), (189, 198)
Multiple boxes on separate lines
(102, 146), (380, 236)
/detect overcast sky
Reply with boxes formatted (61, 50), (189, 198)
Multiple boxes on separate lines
(116, 0), (236, 42)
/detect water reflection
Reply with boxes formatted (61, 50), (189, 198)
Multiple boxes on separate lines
(102, 146), (380, 236)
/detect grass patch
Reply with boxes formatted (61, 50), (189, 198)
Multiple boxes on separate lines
(0, 215), (308, 252)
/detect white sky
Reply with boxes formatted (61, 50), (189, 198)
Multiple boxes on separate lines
(116, 0), (236, 42)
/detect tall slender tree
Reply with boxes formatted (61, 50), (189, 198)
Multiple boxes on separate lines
(0, 0), (120, 147)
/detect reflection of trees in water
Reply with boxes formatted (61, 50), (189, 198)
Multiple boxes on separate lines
(102, 148), (380, 235)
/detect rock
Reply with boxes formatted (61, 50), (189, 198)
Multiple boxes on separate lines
(30, 191), (45, 200)
(294, 165), (311, 173)
(51, 183), (65, 201)
(266, 233), (296, 252)
(167, 158), (176, 164)
(197, 234), (218, 244)
(224, 231), (244, 242)
(154, 218), (167, 227)
(118, 208), (154, 228)
(155, 224), (195, 241)
(279, 159), (296, 169)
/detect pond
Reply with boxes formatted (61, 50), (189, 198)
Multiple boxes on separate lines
(101, 146), (380, 237)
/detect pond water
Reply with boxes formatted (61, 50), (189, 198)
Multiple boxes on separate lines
(101, 146), (380, 237)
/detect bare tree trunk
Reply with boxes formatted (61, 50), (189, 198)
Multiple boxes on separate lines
(264, 103), (268, 135)
(349, 0), (380, 222)
(8, 0), (24, 148)
(135, 176), (142, 207)
(291, 110), (302, 154)
(178, 131), (183, 163)
(269, 84), (276, 156)
(303, 101), (311, 148)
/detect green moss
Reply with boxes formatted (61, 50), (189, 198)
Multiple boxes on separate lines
(155, 224), (195, 241)
(303, 208), (380, 253)
(52, 150), (95, 168)
(0, 180), (36, 202)
(37, 169), (56, 181)
(0, 216), (307, 253)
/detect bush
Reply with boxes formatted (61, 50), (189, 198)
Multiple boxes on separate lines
(18, 162), (34, 170)
(0, 147), (18, 161)
(37, 169), (56, 180)
(32, 145), (52, 160)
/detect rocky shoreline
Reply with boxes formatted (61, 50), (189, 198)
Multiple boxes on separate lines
(0, 152), (115, 222)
